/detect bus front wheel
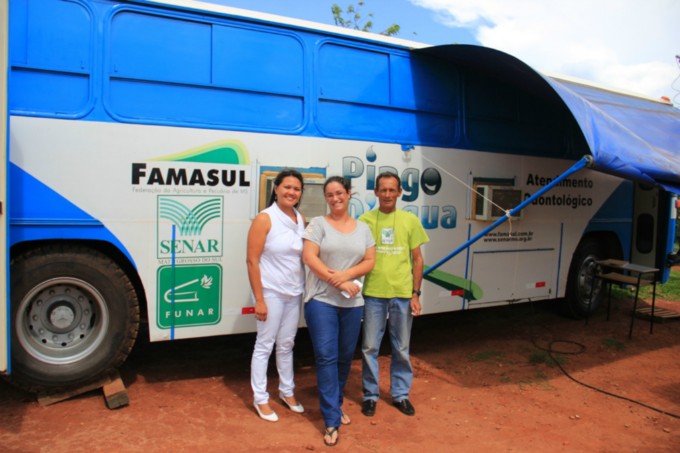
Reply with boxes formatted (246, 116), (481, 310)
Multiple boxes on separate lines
(8, 245), (140, 393)
(564, 238), (605, 319)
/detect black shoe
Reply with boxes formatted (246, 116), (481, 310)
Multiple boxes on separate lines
(393, 399), (415, 416)
(361, 399), (376, 417)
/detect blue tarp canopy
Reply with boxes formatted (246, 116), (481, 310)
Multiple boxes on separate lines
(544, 77), (680, 193)
(416, 45), (680, 195)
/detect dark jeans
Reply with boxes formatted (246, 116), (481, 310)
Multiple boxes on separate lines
(304, 299), (363, 428)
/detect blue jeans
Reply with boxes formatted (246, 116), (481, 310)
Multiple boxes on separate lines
(304, 299), (363, 428)
(361, 297), (413, 402)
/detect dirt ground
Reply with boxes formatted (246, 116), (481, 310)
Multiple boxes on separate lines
(2, 294), (680, 453)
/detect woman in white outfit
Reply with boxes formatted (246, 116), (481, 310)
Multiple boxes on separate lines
(247, 169), (306, 422)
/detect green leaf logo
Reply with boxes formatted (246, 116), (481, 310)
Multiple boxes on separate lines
(159, 198), (222, 236)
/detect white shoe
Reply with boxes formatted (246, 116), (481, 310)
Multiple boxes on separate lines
(254, 402), (279, 422)
(280, 393), (304, 413)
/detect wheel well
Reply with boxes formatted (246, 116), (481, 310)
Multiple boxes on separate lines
(561, 231), (624, 319)
(576, 231), (623, 262)
(10, 240), (148, 321)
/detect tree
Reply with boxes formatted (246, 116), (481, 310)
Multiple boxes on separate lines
(331, 2), (400, 37)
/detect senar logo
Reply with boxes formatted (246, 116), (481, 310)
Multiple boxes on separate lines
(159, 197), (222, 236)
(157, 195), (224, 259)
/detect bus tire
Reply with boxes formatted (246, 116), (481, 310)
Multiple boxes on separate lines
(564, 238), (604, 319)
(8, 244), (140, 393)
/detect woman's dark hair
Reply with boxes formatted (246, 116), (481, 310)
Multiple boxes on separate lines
(375, 171), (401, 190)
(268, 168), (304, 208)
(323, 175), (351, 194)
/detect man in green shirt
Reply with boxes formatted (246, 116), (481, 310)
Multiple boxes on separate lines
(359, 171), (429, 417)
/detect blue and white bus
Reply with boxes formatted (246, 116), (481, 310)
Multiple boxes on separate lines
(2, 0), (679, 393)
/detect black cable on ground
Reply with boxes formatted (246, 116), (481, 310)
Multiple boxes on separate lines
(527, 299), (680, 420)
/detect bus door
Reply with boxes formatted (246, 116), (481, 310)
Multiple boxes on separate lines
(631, 183), (660, 269)
(1, 0), (8, 375)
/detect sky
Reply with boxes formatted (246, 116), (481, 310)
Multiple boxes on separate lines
(202, 0), (680, 103)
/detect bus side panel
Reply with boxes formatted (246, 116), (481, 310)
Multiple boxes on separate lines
(469, 249), (557, 307)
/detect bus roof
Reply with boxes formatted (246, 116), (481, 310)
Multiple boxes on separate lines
(144, 0), (667, 103)
(132, 1), (680, 193)
(139, 0), (430, 49)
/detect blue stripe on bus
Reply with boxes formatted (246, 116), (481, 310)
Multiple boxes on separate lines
(8, 164), (137, 269)
(583, 181), (633, 261)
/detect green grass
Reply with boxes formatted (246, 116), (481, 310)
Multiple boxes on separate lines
(653, 268), (680, 300)
(610, 268), (680, 301)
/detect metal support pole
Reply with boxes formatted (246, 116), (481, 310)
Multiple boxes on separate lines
(424, 155), (593, 276)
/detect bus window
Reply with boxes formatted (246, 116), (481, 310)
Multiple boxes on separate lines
(258, 171), (326, 219)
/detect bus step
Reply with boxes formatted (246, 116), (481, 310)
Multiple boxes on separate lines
(634, 306), (680, 323)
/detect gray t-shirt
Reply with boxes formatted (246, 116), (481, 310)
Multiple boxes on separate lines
(303, 216), (375, 307)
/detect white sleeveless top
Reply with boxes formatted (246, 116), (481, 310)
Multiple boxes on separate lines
(259, 203), (305, 296)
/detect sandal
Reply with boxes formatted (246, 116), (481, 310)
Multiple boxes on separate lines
(341, 412), (351, 425)
(323, 427), (339, 447)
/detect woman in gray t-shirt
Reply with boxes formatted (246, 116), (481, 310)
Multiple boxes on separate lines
(303, 176), (375, 447)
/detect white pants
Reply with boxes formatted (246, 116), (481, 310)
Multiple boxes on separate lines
(251, 289), (302, 405)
